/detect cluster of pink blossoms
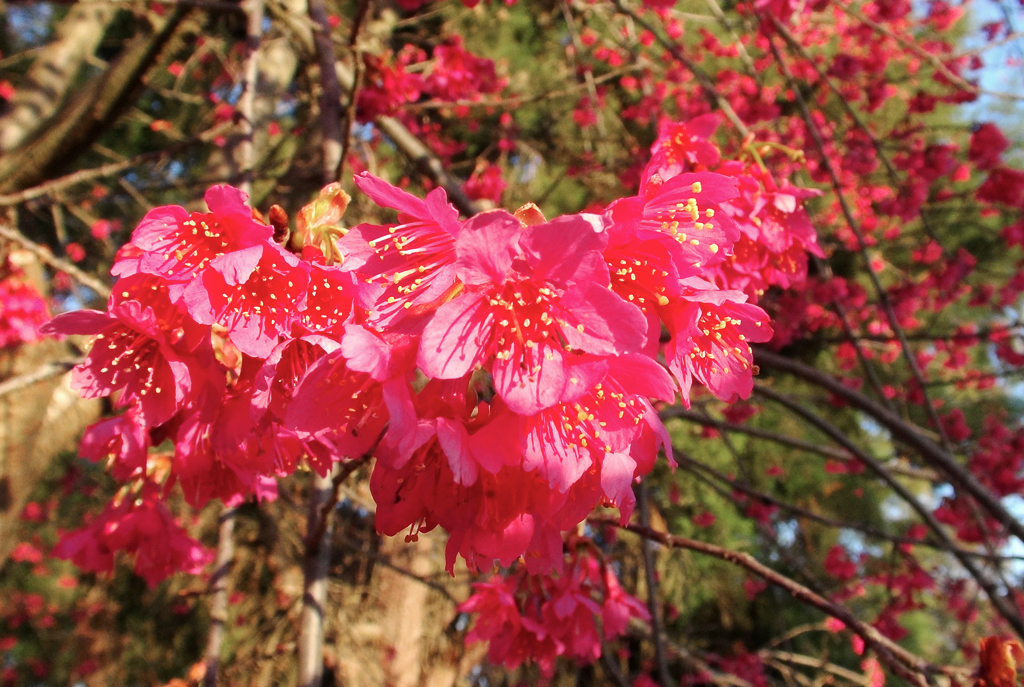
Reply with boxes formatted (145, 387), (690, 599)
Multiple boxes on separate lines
(41, 117), (824, 593)
(0, 257), (50, 348)
(458, 541), (650, 678)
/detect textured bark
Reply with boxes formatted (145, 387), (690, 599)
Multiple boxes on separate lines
(379, 534), (433, 687)
(327, 528), (485, 687)
(0, 1), (117, 153)
(204, 0), (308, 204)
(0, 8), (188, 193)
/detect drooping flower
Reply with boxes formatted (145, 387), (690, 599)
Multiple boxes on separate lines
(112, 185), (273, 302)
(663, 277), (773, 405)
(79, 409), (150, 481)
(459, 545), (650, 678)
(53, 486), (212, 587)
(418, 211), (647, 415)
(42, 300), (198, 427)
(339, 172), (462, 326)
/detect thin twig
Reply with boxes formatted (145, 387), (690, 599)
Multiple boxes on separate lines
(337, 0), (372, 181)
(0, 123), (234, 207)
(0, 359), (81, 398)
(765, 35), (953, 450)
(0, 223), (111, 299)
(672, 447), (1023, 562)
(660, 406), (938, 481)
(234, 0), (264, 197)
(610, 0), (751, 137)
(593, 518), (940, 687)
(638, 484), (673, 687)
(754, 384), (1024, 639)
(754, 348), (1024, 546)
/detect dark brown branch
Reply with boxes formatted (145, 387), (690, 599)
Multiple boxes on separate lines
(610, 0), (751, 138)
(592, 518), (939, 687)
(309, 0), (344, 182)
(638, 484), (673, 687)
(673, 448), (1024, 562)
(660, 405), (938, 481)
(755, 348), (1024, 546)
(0, 8), (189, 193)
(754, 384), (1024, 639)
(0, 123), (233, 207)
(0, 223), (111, 298)
(764, 34), (952, 450)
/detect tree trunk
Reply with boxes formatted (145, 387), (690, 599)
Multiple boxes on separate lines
(0, 1), (117, 153)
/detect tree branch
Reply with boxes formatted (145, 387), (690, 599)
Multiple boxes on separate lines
(594, 518), (940, 687)
(754, 384), (1024, 639)
(0, 222), (111, 299)
(202, 506), (237, 687)
(755, 348), (1024, 547)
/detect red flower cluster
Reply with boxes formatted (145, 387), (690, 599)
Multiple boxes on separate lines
(45, 123), (822, 583)
(459, 542), (649, 678)
(0, 257), (50, 348)
(52, 484), (211, 588)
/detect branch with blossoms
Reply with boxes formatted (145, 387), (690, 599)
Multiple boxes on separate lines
(37, 103), (822, 680)
(590, 517), (945, 687)
(5, 0), (1023, 683)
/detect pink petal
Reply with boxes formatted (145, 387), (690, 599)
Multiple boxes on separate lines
(204, 184), (251, 215)
(354, 172), (429, 217)
(341, 325), (394, 381)
(560, 281), (647, 355)
(608, 354), (676, 403)
(129, 205), (190, 251)
(601, 451), (637, 523)
(455, 210), (521, 285)
(466, 409), (521, 473)
(418, 293), (494, 379)
(437, 417), (478, 486)
(40, 309), (111, 336)
(208, 244), (263, 286)
(493, 339), (567, 415)
(521, 214), (608, 286)
(522, 412), (592, 492)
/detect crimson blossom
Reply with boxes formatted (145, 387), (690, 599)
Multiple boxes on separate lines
(42, 114), (826, 676)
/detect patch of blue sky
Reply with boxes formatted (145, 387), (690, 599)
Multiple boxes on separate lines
(4, 3), (53, 49)
(958, 0), (1024, 125)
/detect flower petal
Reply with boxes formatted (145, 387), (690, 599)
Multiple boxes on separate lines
(560, 281), (647, 355)
(455, 210), (521, 285)
(437, 417), (478, 486)
(418, 293), (494, 379)
(493, 339), (567, 415)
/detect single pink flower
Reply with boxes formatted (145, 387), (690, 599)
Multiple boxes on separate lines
(113, 185), (272, 302)
(663, 278), (773, 406)
(418, 212), (647, 415)
(43, 300), (196, 426)
(184, 242), (310, 358)
(340, 172), (461, 326)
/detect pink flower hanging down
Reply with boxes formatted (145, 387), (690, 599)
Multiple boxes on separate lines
(418, 211), (647, 415)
